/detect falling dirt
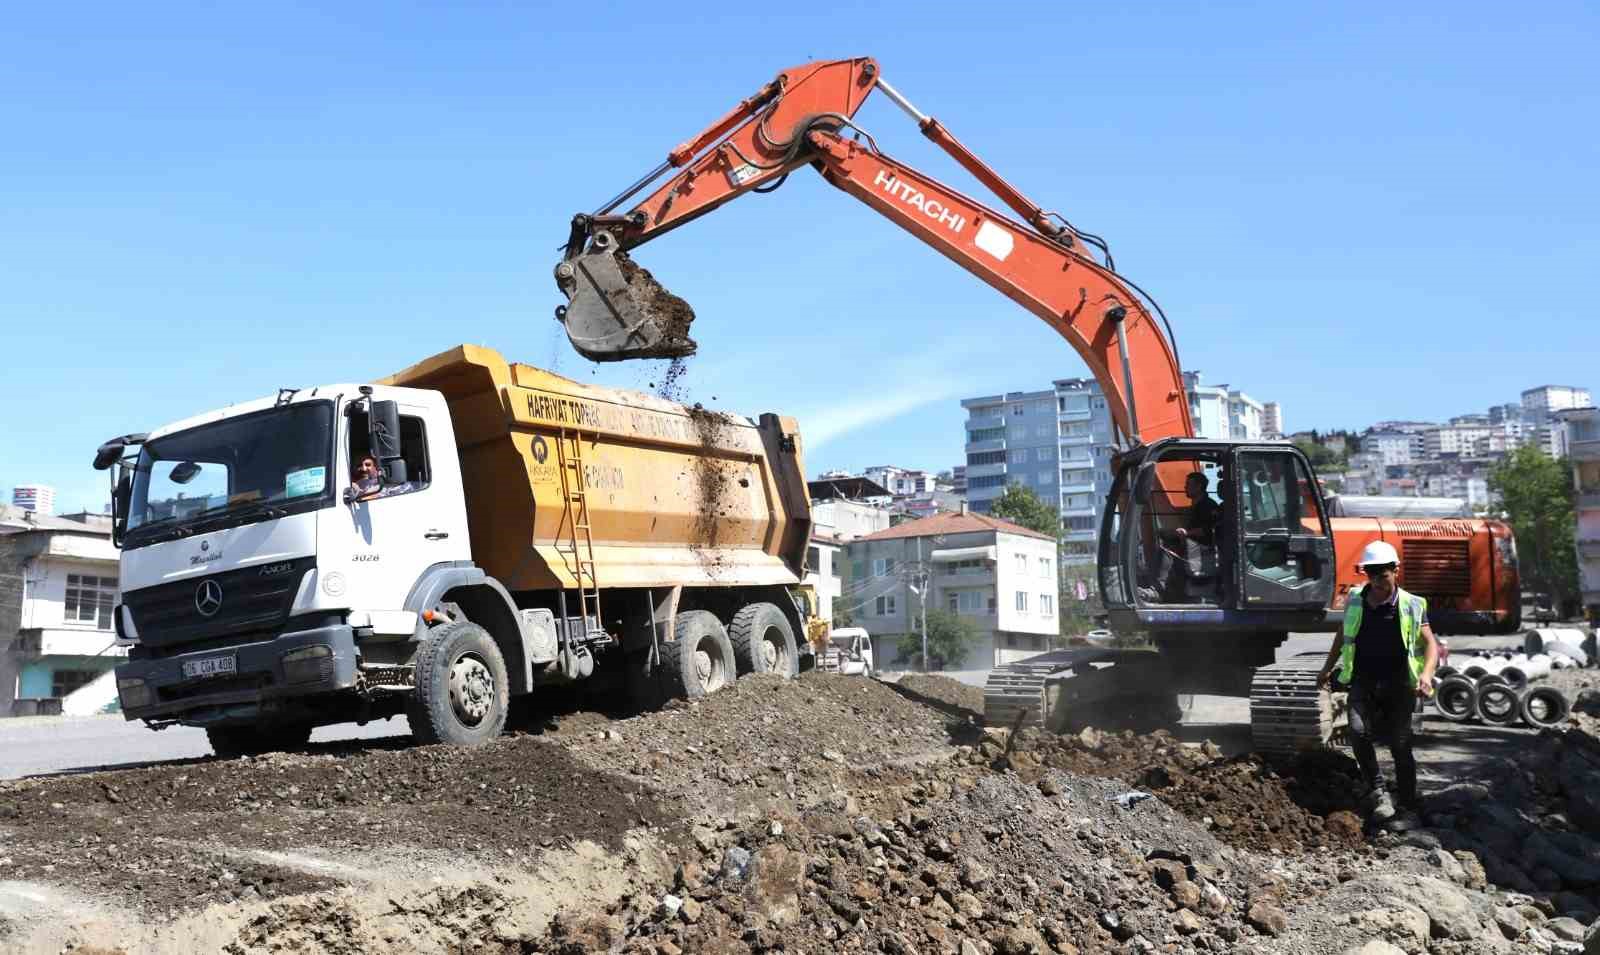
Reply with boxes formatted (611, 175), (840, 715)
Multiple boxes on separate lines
(614, 252), (697, 356)
(685, 401), (736, 578)
(653, 356), (691, 402)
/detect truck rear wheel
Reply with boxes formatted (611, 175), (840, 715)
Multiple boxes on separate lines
(729, 602), (798, 679)
(408, 621), (509, 746)
(206, 724), (312, 759)
(666, 610), (736, 699)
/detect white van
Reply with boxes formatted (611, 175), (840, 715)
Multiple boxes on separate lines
(820, 627), (875, 677)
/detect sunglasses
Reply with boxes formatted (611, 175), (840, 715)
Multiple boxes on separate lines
(1361, 564), (1397, 577)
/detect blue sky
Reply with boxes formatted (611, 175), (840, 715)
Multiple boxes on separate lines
(4, 3), (1597, 512)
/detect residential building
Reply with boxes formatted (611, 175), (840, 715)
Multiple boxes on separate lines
(1184, 373), (1268, 441)
(863, 465), (937, 498)
(1262, 402), (1283, 440)
(841, 509), (1058, 681)
(1563, 407), (1600, 617)
(10, 485), (55, 516)
(804, 532), (845, 626)
(949, 466), (967, 497)
(1051, 377), (1117, 562)
(1363, 430), (1423, 467)
(807, 482), (894, 540)
(1522, 385), (1592, 424)
(963, 370), (1271, 568)
(961, 387), (1063, 518)
(0, 506), (124, 717)
(1424, 425), (1495, 458)
(804, 483), (895, 626)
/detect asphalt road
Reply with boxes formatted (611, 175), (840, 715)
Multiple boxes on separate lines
(0, 713), (412, 780)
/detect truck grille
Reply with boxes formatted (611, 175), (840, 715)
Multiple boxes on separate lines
(1401, 539), (1471, 597)
(124, 558), (315, 649)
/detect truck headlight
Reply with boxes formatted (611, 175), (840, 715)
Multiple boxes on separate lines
(117, 677), (150, 709)
(281, 644), (333, 684)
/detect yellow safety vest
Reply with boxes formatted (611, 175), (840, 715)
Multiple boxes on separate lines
(1338, 584), (1428, 687)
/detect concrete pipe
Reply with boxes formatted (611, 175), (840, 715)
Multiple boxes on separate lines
(1520, 655), (1553, 680)
(1475, 683), (1523, 726)
(1520, 686), (1571, 729)
(1497, 666), (1529, 692)
(1524, 629), (1590, 667)
(1433, 675), (1478, 723)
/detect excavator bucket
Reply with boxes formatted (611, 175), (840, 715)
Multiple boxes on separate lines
(554, 244), (697, 362)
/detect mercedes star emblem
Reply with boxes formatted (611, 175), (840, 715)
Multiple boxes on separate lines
(194, 579), (224, 617)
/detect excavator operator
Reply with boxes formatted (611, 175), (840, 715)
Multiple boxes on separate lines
(1141, 470), (1225, 604)
(1316, 541), (1439, 828)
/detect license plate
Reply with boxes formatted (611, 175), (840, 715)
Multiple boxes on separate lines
(182, 654), (237, 680)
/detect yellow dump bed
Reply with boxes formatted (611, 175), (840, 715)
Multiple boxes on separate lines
(381, 345), (811, 592)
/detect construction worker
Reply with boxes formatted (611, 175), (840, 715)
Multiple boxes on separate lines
(1316, 540), (1439, 826)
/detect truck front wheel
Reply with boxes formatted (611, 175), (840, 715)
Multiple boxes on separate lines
(408, 621), (509, 746)
(729, 602), (798, 679)
(666, 610), (736, 700)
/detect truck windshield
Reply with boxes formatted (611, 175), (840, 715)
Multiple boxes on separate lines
(125, 401), (335, 547)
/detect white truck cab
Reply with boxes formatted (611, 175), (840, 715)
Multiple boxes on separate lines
(98, 385), (485, 754)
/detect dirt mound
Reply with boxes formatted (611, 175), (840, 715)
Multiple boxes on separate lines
(989, 726), (1370, 853)
(549, 673), (965, 816)
(891, 673), (985, 724)
(524, 742), (1365, 954)
(0, 735), (671, 917)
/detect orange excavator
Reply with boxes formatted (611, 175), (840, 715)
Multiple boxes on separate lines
(551, 57), (1519, 752)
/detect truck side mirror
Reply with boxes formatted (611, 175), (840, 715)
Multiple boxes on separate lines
(112, 473), (132, 547)
(368, 399), (407, 485)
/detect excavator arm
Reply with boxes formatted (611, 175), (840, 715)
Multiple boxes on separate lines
(555, 56), (1194, 445)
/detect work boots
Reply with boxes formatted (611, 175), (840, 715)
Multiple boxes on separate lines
(1360, 785), (1396, 824)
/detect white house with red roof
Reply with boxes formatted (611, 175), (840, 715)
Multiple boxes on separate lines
(841, 507), (1058, 680)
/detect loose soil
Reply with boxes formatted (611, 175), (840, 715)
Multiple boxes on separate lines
(685, 402), (737, 577)
(614, 253), (697, 358)
(3, 669), (1596, 953)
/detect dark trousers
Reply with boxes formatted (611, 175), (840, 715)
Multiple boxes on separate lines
(1347, 677), (1417, 805)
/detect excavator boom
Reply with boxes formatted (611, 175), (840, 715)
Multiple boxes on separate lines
(553, 57), (1192, 444)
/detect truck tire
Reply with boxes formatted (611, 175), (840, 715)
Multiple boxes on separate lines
(665, 610), (736, 700)
(408, 620), (509, 746)
(729, 602), (799, 679)
(206, 724), (313, 759)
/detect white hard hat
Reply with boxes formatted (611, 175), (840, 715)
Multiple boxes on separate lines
(1356, 540), (1400, 567)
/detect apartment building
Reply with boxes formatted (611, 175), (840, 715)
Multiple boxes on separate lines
(0, 506), (124, 716)
(1424, 425), (1496, 458)
(1262, 402), (1284, 440)
(1565, 408), (1600, 617)
(841, 510), (1058, 681)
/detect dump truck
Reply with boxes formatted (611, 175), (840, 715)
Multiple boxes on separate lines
(93, 345), (813, 756)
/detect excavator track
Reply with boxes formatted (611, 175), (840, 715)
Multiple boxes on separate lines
(1249, 654), (1344, 757)
(982, 647), (1149, 730)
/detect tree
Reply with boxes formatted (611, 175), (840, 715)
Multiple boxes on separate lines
(1292, 437), (1344, 471)
(988, 483), (1060, 536)
(896, 608), (980, 671)
(1489, 445), (1579, 610)
(830, 601), (854, 629)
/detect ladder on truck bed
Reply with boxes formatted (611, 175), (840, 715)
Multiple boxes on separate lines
(554, 427), (605, 640)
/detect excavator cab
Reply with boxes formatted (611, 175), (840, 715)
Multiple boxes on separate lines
(1099, 439), (1335, 633)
